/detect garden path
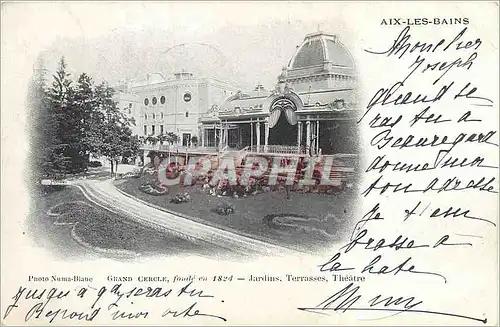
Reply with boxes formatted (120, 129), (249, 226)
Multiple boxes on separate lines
(73, 179), (299, 257)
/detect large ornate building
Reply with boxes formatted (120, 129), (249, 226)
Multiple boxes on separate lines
(200, 30), (359, 155)
(115, 30), (359, 156)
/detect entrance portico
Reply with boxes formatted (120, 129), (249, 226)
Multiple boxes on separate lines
(199, 83), (358, 155)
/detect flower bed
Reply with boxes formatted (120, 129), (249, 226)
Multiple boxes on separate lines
(145, 153), (356, 198)
(197, 173), (352, 199)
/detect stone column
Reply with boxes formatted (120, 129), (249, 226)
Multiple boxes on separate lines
(213, 125), (216, 148)
(311, 121), (315, 154)
(201, 127), (205, 147)
(316, 120), (320, 154)
(264, 120), (269, 152)
(310, 121), (316, 153)
(256, 120), (261, 153)
(306, 120), (311, 153)
(250, 121), (254, 150)
(218, 123), (223, 151)
(224, 123), (229, 148)
(238, 126), (242, 149)
(297, 121), (302, 154)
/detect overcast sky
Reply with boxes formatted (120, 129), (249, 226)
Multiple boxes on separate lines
(29, 2), (359, 91)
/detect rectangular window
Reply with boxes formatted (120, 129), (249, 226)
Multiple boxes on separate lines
(160, 125), (164, 134)
(143, 125), (147, 136)
(152, 125), (155, 135)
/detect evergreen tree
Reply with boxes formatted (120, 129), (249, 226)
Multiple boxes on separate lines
(28, 57), (67, 180)
(47, 57), (91, 173)
(47, 57), (74, 172)
(74, 73), (96, 163)
(31, 56), (140, 178)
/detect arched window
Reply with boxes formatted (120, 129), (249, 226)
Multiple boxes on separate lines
(153, 113), (156, 119)
(183, 92), (191, 102)
(161, 112), (164, 119)
(185, 111), (189, 118)
(144, 98), (149, 105)
(144, 114), (147, 120)
(152, 97), (158, 105)
(160, 96), (166, 104)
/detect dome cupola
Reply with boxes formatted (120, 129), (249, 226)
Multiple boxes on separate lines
(281, 31), (357, 92)
(289, 31), (354, 70)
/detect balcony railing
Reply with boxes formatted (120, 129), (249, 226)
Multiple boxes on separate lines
(140, 144), (219, 153)
(249, 145), (306, 154)
(141, 143), (311, 155)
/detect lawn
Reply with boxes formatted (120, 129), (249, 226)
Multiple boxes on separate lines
(115, 174), (358, 252)
(27, 184), (218, 260)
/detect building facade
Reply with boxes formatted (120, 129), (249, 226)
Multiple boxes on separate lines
(115, 31), (359, 157)
(114, 72), (240, 146)
(199, 31), (359, 155)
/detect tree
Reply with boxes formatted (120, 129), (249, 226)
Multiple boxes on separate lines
(166, 132), (179, 145)
(47, 57), (89, 173)
(28, 57), (68, 180)
(158, 134), (168, 145)
(31, 56), (140, 178)
(90, 82), (140, 176)
(146, 135), (158, 145)
(74, 73), (96, 163)
(122, 134), (141, 163)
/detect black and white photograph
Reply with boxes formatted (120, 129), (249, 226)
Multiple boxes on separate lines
(27, 15), (361, 259)
(1, 2), (498, 326)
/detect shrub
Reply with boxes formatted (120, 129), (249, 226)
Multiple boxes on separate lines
(143, 167), (157, 176)
(215, 201), (235, 215)
(170, 193), (191, 204)
(139, 181), (168, 196)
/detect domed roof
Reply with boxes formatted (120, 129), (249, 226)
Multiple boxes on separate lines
(288, 32), (354, 69)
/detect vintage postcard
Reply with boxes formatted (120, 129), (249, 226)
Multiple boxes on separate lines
(1, 1), (498, 325)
